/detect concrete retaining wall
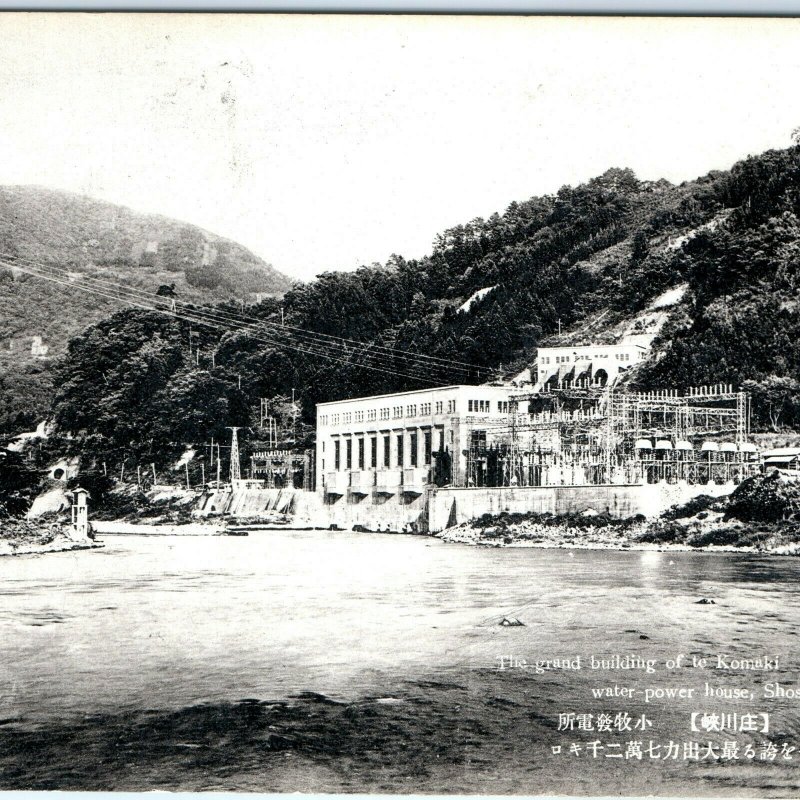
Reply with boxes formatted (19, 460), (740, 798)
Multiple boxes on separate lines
(195, 480), (735, 535)
(426, 481), (734, 533)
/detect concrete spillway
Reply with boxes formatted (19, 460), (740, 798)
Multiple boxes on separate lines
(197, 487), (292, 516)
(196, 485), (325, 525)
(226, 487), (296, 517)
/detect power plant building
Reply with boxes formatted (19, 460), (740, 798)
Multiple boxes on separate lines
(310, 344), (759, 531)
(315, 384), (525, 504)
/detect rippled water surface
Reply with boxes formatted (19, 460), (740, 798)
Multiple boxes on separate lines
(1, 531), (800, 793)
(2, 531), (799, 727)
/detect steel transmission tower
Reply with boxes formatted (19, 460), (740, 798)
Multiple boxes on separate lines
(227, 427), (242, 482)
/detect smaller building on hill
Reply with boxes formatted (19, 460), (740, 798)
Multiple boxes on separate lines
(533, 343), (648, 391)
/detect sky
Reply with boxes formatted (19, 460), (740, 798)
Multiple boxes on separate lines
(1, 13), (800, 281)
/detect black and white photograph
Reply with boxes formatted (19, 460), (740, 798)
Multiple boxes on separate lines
(2, 11), (800, 796)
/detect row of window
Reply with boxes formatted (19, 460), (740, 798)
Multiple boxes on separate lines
(541, 354), (612, 364)
(467, 399), (517, 414)
(328, 430), (445, 470)
(320, 399), (457, 426)
(540, 352), (636, 365)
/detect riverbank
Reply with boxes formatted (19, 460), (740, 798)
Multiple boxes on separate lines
(437, 474), (800, 554)
(92, 520), (225, 536)
(90, 483), (294, 529)
(437, 501), (800, 555)
(0, 517), (102, 557)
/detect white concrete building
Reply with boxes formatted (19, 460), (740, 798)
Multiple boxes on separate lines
(533, 343), (649, 391)
(316, 384), (524, 513)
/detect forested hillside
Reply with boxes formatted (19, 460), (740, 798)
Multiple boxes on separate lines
(0, 186), (290, 432)
(13, 138), (800, 471)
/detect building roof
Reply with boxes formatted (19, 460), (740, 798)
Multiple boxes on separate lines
(537, 343), (648, 354)
(316, 383), (513, 408)
(761, 448), (800, 458)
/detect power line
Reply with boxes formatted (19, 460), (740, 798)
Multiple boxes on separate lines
(6, 259), (448, 386)
(25, 259), (481, 383)
(9, 261), (441, 384)
(5, 256), (486, 384)
(2, 252), (488, 378)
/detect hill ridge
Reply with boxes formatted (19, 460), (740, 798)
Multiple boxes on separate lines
(0, 185), (291, 432)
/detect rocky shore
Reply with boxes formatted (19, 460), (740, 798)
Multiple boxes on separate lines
(0, 517), (102, 557)
(437, 513), (799, 554)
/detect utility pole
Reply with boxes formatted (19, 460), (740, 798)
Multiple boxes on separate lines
(260, 398), (268, 428)
(151, 463), (157, 484)
(557, 318), (562, 336)
(216, 444), (221, 489)
(185, 461), (190, 490)
(188, 330), (199, 364)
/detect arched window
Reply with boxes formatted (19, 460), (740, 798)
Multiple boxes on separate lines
(594, 369), (608, 387)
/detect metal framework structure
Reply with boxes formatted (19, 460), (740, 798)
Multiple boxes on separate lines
(259, 398), (280, 449)
(462, 384), (758, 488)
(250, 448), (315, 490)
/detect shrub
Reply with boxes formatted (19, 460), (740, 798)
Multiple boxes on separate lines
(635, 521), (689, 544)
(727, 472), (800, 523)
(66, 471), (116, 507)
(687, 527), (744, 548)
(662, 494), (719, 521)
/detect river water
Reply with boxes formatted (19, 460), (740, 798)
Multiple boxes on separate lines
(2, 530), (800, 793)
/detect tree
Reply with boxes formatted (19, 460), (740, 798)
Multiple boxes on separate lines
(0, 448), (40, 517)
(743, 376), (800, 431)
(630, 229), (649, 265)
(149, 370), (247, 451)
